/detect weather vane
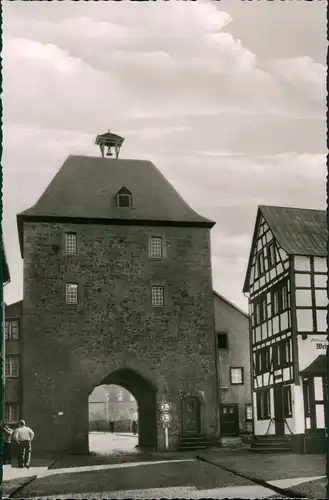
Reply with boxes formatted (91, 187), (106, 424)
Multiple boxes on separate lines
(95, 129), (125, 159)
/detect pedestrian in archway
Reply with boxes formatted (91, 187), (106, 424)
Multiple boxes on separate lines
(132, 420), (138, 435)
(3, 423), (13, 465)
(109, 420), (115, 434)
(13, 420), (34, 469)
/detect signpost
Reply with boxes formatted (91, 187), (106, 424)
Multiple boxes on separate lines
(159, 401), (172, 451)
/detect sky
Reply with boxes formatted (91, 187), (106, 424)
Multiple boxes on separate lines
(2, 0), (326, 312)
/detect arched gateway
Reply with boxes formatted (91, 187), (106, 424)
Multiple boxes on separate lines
(91, 368), (157, 450)
(18, 140), (219, 453)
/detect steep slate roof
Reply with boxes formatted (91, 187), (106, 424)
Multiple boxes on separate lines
(243, 205), (327, 293)
(17, 155), (214, 255)
(300, 354), (327, 375)
(19, 155), (214, 225)
(259, 206), (327, 257)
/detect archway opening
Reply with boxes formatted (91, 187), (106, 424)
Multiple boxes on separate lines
(88, 384), (139, 454)
(88, 368), (157, 454)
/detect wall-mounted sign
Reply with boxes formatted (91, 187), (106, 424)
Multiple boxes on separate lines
(298, 335), (329, 371)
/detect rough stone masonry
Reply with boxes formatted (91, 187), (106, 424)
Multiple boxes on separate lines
(18, 155), (219, 453)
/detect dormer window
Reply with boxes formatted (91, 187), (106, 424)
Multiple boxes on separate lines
(116, 187), (132, 208)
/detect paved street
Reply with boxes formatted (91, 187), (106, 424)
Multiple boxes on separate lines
(3, 433), (326, 499)
(89, 431), (139, 455)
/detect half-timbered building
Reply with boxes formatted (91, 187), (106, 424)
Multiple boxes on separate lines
(243, 206), (327, 453)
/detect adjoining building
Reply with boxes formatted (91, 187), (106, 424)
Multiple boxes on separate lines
(4, 300), (21, 425)
(2, 235), (11, 424)
(88, 385), (138, 432)
(214, 291), (252, 446)
(16, 133), (220, 453)
(243, 205), (327, 453)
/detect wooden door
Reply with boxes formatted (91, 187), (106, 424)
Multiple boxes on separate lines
(181, 396), (201, 436)
(274, 385), (284, 436)
(220, 404), (239, 436)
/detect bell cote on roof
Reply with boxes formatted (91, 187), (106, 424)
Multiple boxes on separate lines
(95, 129), (125, 159)
(116, 187), (132, 208)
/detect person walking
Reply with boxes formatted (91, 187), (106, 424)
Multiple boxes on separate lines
(3, 424), (13, 465)
(109, 420), (115, 434)
(13, 420), (34, 469)
(132, 420), (138, 435)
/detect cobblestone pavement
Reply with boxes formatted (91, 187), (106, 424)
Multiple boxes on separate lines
(4, 434), (326, 499)
(10, 459), (285, 499)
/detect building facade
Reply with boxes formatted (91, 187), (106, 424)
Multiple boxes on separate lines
(243, 205), (327, 453)
(6, 291), (252, 444)
(214, 291), (252, 444)
(89, 384), (138, 432)
(2, 236), (11, 424)
(17, 152), (219, 453)
(4, 300), (21, 427)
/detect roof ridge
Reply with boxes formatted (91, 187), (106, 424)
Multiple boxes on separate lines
(213, 289), (249, 318)
(259, 204), (326, 213)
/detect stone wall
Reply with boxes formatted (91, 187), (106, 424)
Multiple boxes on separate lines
(22, 221), (218, 452)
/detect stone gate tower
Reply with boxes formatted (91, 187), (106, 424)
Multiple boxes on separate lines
(17, 132), (219, 453)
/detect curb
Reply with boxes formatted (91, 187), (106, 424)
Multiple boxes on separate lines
(6, 474), (37, 498)
(196, 455), (309, 499)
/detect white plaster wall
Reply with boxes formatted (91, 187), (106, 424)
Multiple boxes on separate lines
(293, 383), (305, 434)
(296, 309), (313, 332)
(313, 257), (327, 273)
(294, 256), (310, 271)
(297, 335), (328, 371)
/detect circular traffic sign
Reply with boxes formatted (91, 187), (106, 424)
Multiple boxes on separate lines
(159, 401), (171, 413)
(160, 412), (172, 424)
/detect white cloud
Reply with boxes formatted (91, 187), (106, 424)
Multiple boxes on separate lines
(2, 1), (325, 312)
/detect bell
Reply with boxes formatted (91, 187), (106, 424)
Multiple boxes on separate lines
(106, 146), (113, 157)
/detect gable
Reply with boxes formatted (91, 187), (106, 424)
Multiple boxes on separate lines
(116, 187), (132, 196)
(243, 210), (289, 294)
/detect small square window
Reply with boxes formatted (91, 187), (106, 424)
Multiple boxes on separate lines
(217, 333), (228, 349)
(245, 404), (253, 421)
(150, 237), (163, 258)
(66, 283), (78, 304)
(5, 356), (20, 378)
(117, 194), (131, 208)
(152, 286), (164, 307)
(65, 232), (77, 254)
(230, 367), (244, 385)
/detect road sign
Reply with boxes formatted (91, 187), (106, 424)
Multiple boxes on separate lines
(160, 412), (172, 424)
(159, 401), (171, 413)
(162, 422), (169, 428)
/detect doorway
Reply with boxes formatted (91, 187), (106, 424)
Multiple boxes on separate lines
(220, 404), (239, 436)
(181, 396), (201, 436)
(273, 385), (284, 436)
